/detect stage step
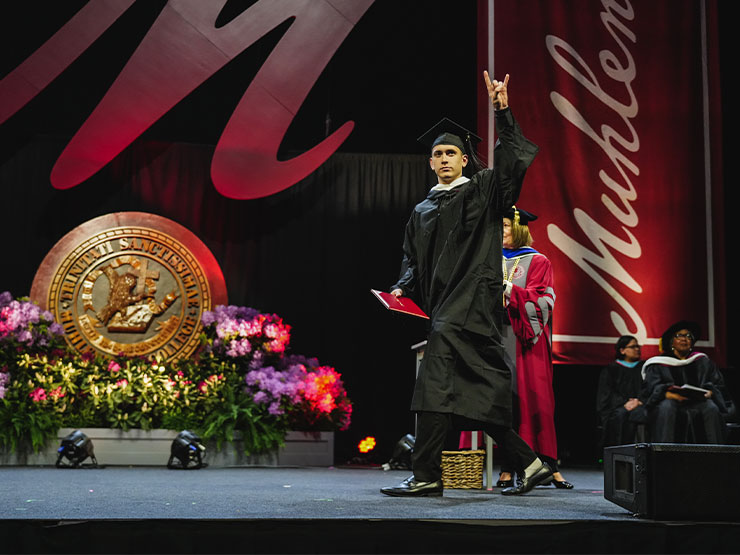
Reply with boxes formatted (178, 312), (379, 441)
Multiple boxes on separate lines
(0, 428), (334, 467)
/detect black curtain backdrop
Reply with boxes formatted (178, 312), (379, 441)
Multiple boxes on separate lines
(2, 136), (443, 463)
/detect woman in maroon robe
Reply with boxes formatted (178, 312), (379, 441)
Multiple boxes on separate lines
(497, 207), (572, 489)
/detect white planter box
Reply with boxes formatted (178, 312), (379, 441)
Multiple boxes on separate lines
(0, 428), (334, 467)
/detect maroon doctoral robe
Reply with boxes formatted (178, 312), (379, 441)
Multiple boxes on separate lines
(460, 248), (557, 459)
(504, 249), (557, 459)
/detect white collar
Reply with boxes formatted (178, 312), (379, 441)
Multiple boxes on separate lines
(641, 352), (707, 379)
(430, 176), (470, 192)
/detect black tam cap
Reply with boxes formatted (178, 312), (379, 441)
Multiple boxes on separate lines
(418, 118), (482, 156)
(505, 206), (538, 225)
(659, 320), (701, 353)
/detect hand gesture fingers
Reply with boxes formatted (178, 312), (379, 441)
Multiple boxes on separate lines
(483, 70), (493, 90)
(483, 71), (509, 109)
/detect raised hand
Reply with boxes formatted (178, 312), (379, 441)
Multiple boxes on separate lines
(483, 71), (509, 110)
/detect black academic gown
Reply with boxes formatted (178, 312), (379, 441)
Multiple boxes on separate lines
(393, 108), (538, 427)
(596, 360), (648, 446)
(643, 352), (735, 443)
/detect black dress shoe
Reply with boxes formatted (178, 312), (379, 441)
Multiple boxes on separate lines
(496, 478), (514, 488)
(380, 476), (443, 497)
(501, 463), (553, 496)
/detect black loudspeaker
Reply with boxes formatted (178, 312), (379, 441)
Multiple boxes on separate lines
(604, 443), (740, 520)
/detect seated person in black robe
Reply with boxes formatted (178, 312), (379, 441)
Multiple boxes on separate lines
(596, 335), (648, 447)
(642, 321), (735, 443)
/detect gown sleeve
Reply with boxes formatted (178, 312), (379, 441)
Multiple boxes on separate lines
(643, 362), (673, 408)
(489, 108), (540, 211)
(506, 255), (554, 347)
(468, 108), (539, 211)
(596, 364), (622, 421)
(392, 213), (418, 300)
(700, 358), (735, 418)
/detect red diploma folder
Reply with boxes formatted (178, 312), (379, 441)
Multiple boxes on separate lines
(370, 289), (429, 319)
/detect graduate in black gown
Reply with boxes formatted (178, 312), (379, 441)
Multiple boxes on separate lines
(642, 321), (735, 443)
(596, 335), (648, 447)
(380, 72), (553, 497)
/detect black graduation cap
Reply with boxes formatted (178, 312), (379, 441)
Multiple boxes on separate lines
(417, 117), (482, 156)
(505, 206), (538, 225)
(659, 320), (701, 353)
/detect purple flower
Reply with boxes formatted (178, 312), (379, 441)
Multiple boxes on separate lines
(17, 330), (33, 345)
(0, 294), (65, 347)
(245, 363), (308, 411)
(279, 354), (319, 371)
(201, 311), (216, 327)
(248, 351), (264, 370)
(253, 391), (269, 404)
(225, 338), (252, 358)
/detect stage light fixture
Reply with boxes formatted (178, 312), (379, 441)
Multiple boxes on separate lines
(167, 430), (207, 469)
(56, 429), (98, 468)
(381, 433), (414, 471)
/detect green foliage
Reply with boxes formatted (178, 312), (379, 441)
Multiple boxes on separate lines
(0, 296), (352, 458)
(0, 349), (291, 456)
(0, 355), (67, 452)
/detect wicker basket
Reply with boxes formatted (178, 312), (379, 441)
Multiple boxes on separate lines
(441, 449), (485, 489)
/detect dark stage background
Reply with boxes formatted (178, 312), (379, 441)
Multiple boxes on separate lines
(1, 1), (737, 466)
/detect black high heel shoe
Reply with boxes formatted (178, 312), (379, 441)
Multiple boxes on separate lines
(551, 479), (574, 489)
(496, 474), (514, 488)
(542, 478), (574, 489)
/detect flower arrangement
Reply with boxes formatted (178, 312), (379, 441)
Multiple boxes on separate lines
(0, 291), (66, 363)
(0, 293), (352, 457)
(195, 305), (352, 451)
(0, 293), (70, 451)
(246, 354), (353, 432)
(200, 304), (291, 358)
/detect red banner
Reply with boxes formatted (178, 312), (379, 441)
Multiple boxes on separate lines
(478, 0), (725, 364)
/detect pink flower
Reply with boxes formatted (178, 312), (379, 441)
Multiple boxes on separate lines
(115, 379), (128, 388)
(49, 386), (65, 400)
(29, 387), (47, 402)
(108, 360), (121, 373)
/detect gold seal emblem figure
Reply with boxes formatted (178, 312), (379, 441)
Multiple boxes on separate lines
(31, 212), (228, 362)
(83, 256), (178, 333)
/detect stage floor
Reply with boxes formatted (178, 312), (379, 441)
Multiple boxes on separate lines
(1, 465), (622, 521)
(2, 466), (739, 554)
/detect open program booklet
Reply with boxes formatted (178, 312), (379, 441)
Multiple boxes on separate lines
(668, 383), (710, 401)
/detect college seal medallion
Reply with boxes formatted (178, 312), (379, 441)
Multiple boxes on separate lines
(30, 212), (228, 362)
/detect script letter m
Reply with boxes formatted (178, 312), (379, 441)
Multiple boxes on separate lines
(0, 0), (374, 199)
